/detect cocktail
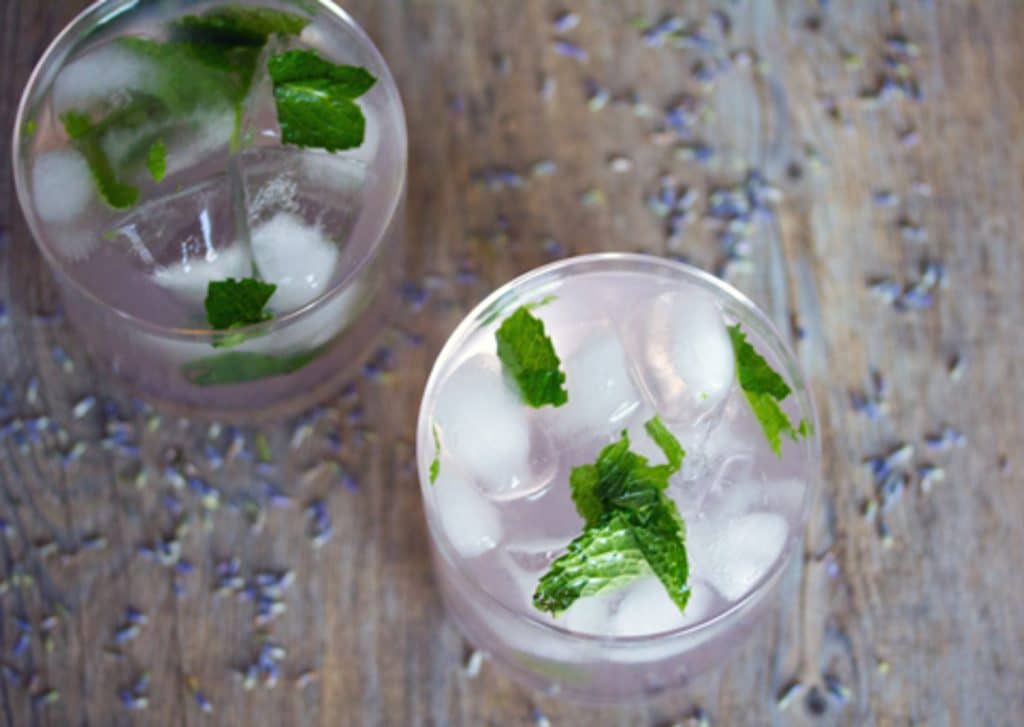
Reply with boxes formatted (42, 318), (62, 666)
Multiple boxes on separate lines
(417, 254), (820, 700)
(12, 0), (407, 411)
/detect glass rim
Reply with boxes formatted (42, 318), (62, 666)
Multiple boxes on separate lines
(11, 0), (408, 342)
(416, 252), (822, 647)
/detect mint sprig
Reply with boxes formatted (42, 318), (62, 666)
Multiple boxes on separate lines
(534, 419), (690, 616)
(205, 278), (276, 332)
(727, 324), (809, 456)
(268, 50), (377, 152)
(146, 140), (167, 182)
(429, 424), (442, 486)
(171, 7), (309, 46)
(495, 306), (569, 408)
(182, 347), (317, 386)
(58, 7), (308, 210)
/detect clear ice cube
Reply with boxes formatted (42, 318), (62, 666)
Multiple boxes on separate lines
(559, 591), (616, 635)
(546, 326), (641, 441)
(31, 149), (94, 227)
(153, 244), (253, 305)
(433, 355), (540, 497)
(687, 511), (788, 602)
(51, 43), (158, 115)
(627, 289), (735, 424)
(111, 175), (240, 273)
(612, 576), (713, 637)
(434, 471), (502, 558)
(250, 212), (340, 313)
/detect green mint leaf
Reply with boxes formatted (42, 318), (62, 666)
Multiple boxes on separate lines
(727, 324), (807, 456)
(569, 463), (604, 529)
(268, 49), (377, 152)
(644, 415), (685, 471)
(146, 140), (167, 182)
(536, 418), (690, 616)
(60, 111), (139, 209)
(494, 306), (568, 408)
(57, 8), (308, 211)
(182, 348), (317, 387)
(172, 7), (308, 46)
(205, 278), (276, 330)
(533, 511), (654, 615)
(524, 294), (558, 311)
(429, 424), (441, 485)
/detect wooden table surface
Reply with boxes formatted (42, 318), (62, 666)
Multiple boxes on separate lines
(2, 0), (1023, 724)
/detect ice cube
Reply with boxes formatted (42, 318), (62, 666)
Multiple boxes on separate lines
(301, 150), (368, 196)
(503, 535), (575, 573)
(31, 149), (93, 227)
(250, 212), (340, 312)
(433, 471), (502, 557)
(688, 512), (788, 602)
(690, 456), (762, 521)
(559, 591), (616, 635)
(161, 111), (235, 179)
(625, 409), (712, 485)
(109, 175), (238, 270)
(612, 577), (714, 637)
(628, 290), (735, 423)
(548, 327), (641, 440)
(51, 43), (157, 115)
(153, 245), (252, 304)
(433, 355), (538, 497)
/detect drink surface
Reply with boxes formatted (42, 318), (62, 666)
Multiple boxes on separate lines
(419, 266), (814, 641)
(20, 0), (404, 331)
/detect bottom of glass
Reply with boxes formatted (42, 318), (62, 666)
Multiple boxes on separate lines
(433, 543), (799, 703)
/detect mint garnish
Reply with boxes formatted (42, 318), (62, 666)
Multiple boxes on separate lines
(171, 7), (309, 46)
(205, 278), (276, 331)
(182, 348), (317, 386)
(429, 424), (442, 485)
(146, 140), (167, 182)
(60, 110), (140, 209)
(534, 419), (690, 616)
(58, 7), (308, 210)
(727, 324), (809, 456)
(495, 306), (568, 408)
(268, 50), (377, 152)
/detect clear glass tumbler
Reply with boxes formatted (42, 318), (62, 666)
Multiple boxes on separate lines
(416, 253), (821, 701)
(12, 0), (407, 412)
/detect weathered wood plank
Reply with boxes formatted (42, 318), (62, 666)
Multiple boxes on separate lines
(0, 0), (1021, 725)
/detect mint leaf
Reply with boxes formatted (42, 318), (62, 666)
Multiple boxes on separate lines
(524, 294), (558, 311)
(727, 324), (808, 456)
(172, 7), (308, 46)
(495, 306), (568, 408)
(60, 111), (140, 209)
(268, 50), (377, 152)
(182, 348), (317, 387)
(146, 140), (167, 182)
(429, 424), (441, 485)
(57, 10), (308, 211)
(205, 278), (276, 330)
(644, 415), (685, 470)
(533, 512), (654, 614)
(535, 418), (690, 616)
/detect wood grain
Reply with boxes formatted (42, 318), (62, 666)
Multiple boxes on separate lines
(1, 0), (1022, 724)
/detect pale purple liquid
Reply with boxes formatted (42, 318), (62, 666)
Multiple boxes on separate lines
(418, 259), (818, 700)
(15, 0), (406, 411)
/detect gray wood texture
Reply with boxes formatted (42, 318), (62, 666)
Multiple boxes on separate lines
(1, 0), (1022, 724)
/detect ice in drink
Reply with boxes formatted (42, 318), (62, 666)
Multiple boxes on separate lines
(417, 254), (819, 700)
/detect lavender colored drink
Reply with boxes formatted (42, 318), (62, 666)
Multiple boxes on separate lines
(417, 254), (820, 700)
(13, 0), (406, 411)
